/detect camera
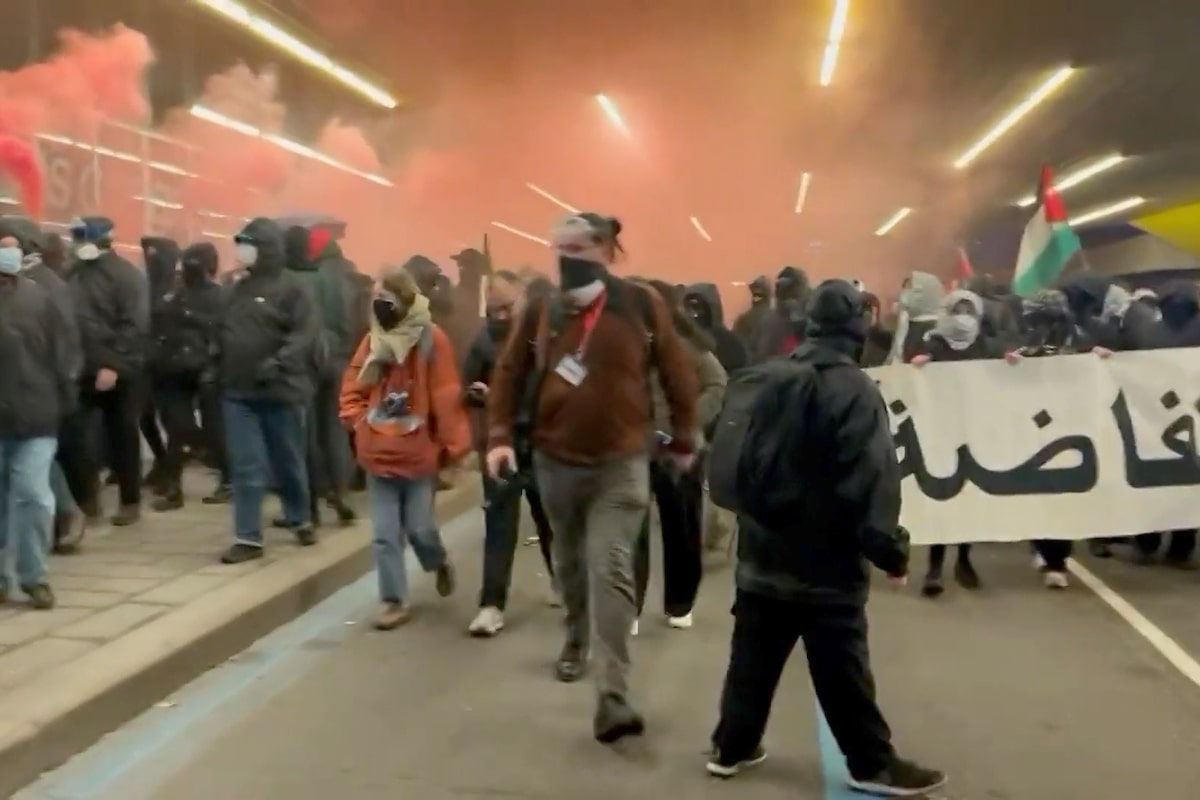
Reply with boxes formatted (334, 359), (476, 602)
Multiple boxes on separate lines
(381, 390), (410, 418)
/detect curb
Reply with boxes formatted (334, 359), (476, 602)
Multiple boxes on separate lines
(0, 478), (482, 798)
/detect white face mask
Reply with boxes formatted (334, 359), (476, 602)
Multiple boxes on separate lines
(235, 243), (258, 268)
(0, 246), (23, 276)
(76, 243), (101, 261)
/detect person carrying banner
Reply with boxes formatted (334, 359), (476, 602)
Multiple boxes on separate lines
(909, 289), (1003, 596)
(885, 271), (943, 365)
(1006, 288), (1111, 588)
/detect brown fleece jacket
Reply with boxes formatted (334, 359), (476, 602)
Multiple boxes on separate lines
(487, 282), (698, 465)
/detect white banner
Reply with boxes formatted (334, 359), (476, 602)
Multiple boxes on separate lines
(868, 349), (1200, 544)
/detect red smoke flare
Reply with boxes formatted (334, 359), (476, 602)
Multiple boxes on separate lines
(0, 134), (43, 219)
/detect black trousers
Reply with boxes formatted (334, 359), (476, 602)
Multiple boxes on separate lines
(634, 462), (704, 617)
(1033, 539), (1073, 571)
(712, 590), (894, 779)
(478, 447), (554, 610)
(1134, 530), (1196, 561)
(140, 394), (167, 464)
(58, 376), (144, 509)
(927, 543), (972, 569)
(306, 372), (350, 499)
(156, 374), (227, 484)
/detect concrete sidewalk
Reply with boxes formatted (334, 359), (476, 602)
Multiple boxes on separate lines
(0, 469), (481, 798)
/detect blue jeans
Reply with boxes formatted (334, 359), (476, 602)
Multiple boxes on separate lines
(367, 476), (444, 604)
(223, 399), (310, 546)
(0, 437), (57, 587)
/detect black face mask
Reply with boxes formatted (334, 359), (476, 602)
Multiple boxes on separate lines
(486, 318), (512, 342)
(373, 298), (402, 330)
(182, 261), (208, 285)
(558, 255), (606, 291)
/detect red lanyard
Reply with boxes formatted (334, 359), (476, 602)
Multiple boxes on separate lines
(576, 291), (608, 356)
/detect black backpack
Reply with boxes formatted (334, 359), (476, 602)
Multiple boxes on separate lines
(707, 353), (852, 528)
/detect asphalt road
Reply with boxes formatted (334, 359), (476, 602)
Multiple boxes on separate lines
(17, 513), (1200, 800)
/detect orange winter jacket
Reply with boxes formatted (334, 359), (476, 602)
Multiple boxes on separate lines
(339, 326), (471, 479)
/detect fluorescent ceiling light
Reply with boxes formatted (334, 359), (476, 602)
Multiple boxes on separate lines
(35, 133), (197, 177)
(526, 182), (579, 213)
(491, 221), (549, 246)
(1015, 153), (1126, 207)
(875, 207), (912, 236)
(201, 231), (232, 240)
(690, 216), (712, 242)
(133, 195), (185, 210)
(1070, 196), (1146, 227)
(595, 94), (630, 136)
(819, 0), (851, 87)
(190, 105), (393, 187)
(191, 0), (396, 109)
(795, 171), (813, 214)
(953, 66), (1075, 169)
(0, 196), (18, 205)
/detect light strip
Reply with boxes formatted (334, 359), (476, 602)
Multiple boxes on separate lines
(690, 216), (712, 242)
(201, 231), (232, 240)
(190, 105), (393, 187)
(190, 0), (397, 109)
(1070, 196), (1146, 227)
(0, 196), (19, 206)
(875, 207), (912, 236)
(953, 66), (1075, 169)
(526, 182), (579, 213)
(819, 0), (850, 87)
(491, 221), (550, 246)
(795, 171), (813, 214)
(35, 133), (197, 177)
(133, 195), (185, 211)
(198, 210), (250, 222)
(1015, 153), (1126, 207)
(595, 94), (630, 135)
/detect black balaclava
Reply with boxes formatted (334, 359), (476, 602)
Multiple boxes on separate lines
(181, 242), (218, 287)
(685, 295), (713, 328)
(1159, 280), (1199, 330)
(749, 275), (771, 308)
(283, 226), (310, 271)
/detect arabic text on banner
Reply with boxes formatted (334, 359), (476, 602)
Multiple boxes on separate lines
(867, 349), (1200, 545)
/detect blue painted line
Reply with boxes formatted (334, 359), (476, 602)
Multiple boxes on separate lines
(26, 509), (481, 800)
(817, 706), (858, 799)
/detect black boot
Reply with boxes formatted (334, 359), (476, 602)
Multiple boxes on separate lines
(152, 483), (184, 512)
(327, 492), (356, 525)
(921, 565), (944, 598)
(954, 558), (981, 590)
(593, 693), (645, 743)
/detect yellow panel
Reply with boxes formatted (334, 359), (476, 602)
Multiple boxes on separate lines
(1134, 201), (1200, 256)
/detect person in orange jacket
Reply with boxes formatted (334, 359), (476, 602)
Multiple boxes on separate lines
(339, 267), (471, 630)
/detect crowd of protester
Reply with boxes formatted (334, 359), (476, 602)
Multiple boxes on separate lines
(7, 204), (1198, 797)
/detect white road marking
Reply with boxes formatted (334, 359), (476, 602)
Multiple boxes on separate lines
(1067, 558), (1200, 688)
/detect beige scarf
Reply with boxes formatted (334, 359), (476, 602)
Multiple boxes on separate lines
(357, 294), (432, 385)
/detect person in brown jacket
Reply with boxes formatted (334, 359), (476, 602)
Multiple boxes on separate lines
(339, 267), (471, 630)
(485, 213), (698, 744)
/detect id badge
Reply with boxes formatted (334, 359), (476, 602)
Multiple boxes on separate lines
(554, 354), (588, 387)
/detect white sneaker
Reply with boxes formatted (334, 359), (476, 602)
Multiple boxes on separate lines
(1032, 552), (1047, 570)
(630, 619), (639, 637)
(1044, 571), (1069, 589)
(468, 606), (505, 637)
(667, 613), (694, 629)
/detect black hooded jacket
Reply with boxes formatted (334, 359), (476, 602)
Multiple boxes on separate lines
(732, 275), (773, 359)
(1060, 275), (1129, 351)
(685, 282), (748, 374)
(142, 237), (181, 303)
(152, 242), (224, 378)
(66, 245), (150, 379)
(218, 218), (319, 404)
(752, 266), (811, 363)
(736, 280), (908, 606)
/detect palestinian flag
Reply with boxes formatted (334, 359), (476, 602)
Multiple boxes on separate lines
(1012, 165), (1083, 298)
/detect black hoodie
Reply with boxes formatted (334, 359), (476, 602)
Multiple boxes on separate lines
(684, 282), (748, 373)
(218, 218), (319, 404)
(142, 237), (181, 306)
(67, 240), (150, 379)
(151, 242), (224, 378)
(1135, 279), (1200, 350)
(753, 266), (810, 362)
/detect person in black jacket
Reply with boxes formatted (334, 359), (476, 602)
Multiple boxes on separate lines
(684, 282), (748, 374)
(0, 232), (80, 608)
(708, 279), (945, 797)
(731, 275), (772, 360)
(139, 237), (180, 490)
(218, 218), (320, 564)
(752, 266), (812, 362)
(57, 216), (150, 527)
(465, 271), (557, 637)
(909, 289), (999, 596)
(150, 242), (228, 511)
